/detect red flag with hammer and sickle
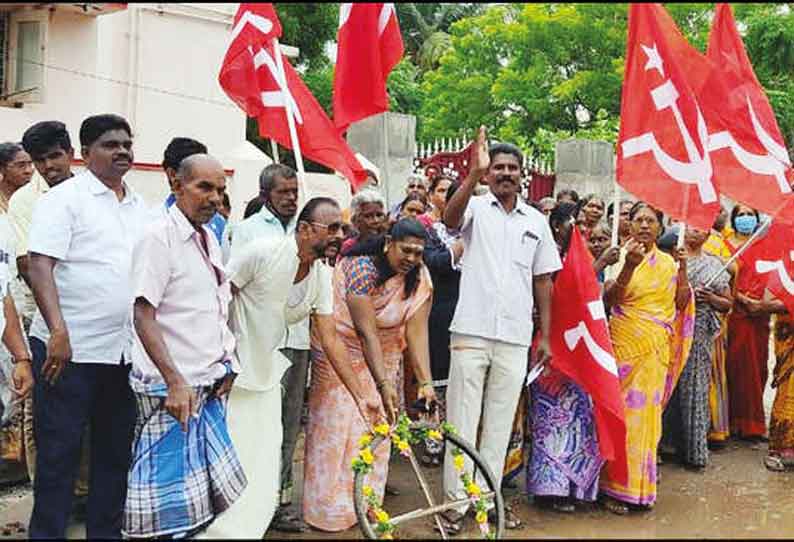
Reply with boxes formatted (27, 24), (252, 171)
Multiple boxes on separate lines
(617, 3), (722, 231)
(550, 228), (628, 484)
(703, 3), (794, 223)
(219, 3), (368, 189)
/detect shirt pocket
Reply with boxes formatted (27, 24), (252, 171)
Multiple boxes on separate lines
(512, 230), (538, 269)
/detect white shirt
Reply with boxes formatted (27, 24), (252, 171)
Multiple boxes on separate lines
(130, 205), (238, 387)
(450, 192), (561, 347)
(0, 216), (16, 337)
(227, 235), (333, 392)
(229, 205), (309, 350)
(28, 170), (150, 364)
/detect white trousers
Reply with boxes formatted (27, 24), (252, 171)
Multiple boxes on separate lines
(443, 333), (527, 511)
(198, 386), (282, 539)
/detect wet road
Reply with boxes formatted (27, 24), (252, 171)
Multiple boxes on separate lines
(265, 436), (794, 540)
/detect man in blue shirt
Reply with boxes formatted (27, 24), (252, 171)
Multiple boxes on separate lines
(162, 137), (226, 245)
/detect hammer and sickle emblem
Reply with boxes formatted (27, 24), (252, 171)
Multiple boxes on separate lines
(563, 300), (618, 376)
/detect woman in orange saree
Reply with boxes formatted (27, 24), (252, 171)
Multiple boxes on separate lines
(600, 203), (694, 514)
(724, 205), (784, 439)
(302, 219), (436, 532)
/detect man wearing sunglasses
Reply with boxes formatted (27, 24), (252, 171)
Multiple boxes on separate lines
(200, 197), (381, 539)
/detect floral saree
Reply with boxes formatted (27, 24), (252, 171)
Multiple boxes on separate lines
(302, 256), (432, 531)
(600, 246), (694, 506)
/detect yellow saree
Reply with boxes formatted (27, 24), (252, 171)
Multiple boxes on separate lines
(703, 232), (732, 442)
(601, 246), (694, 506)
(770, 314), (794, 459)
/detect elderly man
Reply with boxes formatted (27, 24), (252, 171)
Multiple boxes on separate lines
(229, 163), (313, 530)
(161, 137), (226, 245)
(123, 154), (244, 539)
(442, 127), (561, 531)
(389, 173), (428, 220)
(27, 114), (150, 539)
(201, 197), (381, 539)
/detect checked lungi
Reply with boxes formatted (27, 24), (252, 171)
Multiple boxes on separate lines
(122, 378), (247, 539)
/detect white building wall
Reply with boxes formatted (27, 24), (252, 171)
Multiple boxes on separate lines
(0, 3), (352, 225)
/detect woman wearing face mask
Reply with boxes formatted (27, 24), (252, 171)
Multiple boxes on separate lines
(661, 227), (732, 471)
(725, 205), (786, 441)
(301, 219), (437, 532)
(526, 202), (604, 514)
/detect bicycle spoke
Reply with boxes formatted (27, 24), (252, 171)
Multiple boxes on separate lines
(389, 492), (497, 526)
(406, 446), (448, 539)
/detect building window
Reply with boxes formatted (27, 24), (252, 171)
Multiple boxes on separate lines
(0, 13), (7, 96)
(15, 20), (42, 93)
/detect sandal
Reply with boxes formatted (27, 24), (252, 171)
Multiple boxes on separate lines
(271, 508), (309, 533)
(602, 495), (629, 516)
(765, 453), (786, 472)
(489, 505), (523, 529)
(551, 497), (575, 513)
(434, 509), (464, 535)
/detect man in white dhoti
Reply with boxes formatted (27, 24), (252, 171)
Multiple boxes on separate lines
(199, 197), (384, 539)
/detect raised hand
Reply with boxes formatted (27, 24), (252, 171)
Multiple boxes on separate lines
(623, 238), (646, 268)
(468, 125), (490, 182)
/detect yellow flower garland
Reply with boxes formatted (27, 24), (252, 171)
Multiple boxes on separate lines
(352, 415), (496, 539)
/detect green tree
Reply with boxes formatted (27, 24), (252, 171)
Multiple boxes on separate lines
(396, 3), (485, 71)
(418, 3), (794, 161)
(276, 3), (338, 69)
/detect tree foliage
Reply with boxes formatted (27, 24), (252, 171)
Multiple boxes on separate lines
(417, 3), (794, 160)
(276, 3), (338, 69)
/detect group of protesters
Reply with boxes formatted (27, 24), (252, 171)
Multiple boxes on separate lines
(0, 115), (790, 539)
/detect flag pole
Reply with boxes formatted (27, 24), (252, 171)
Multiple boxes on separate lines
(702, 216), (771, 288)
(611, 177), (621, 247)
(677, 222), (686, 249)
(273, 37), (307, 206)
(270, 139), (280, 164)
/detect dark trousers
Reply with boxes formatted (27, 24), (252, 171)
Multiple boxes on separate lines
(279, 347), (310, 505)
(28, 337), (136, 539)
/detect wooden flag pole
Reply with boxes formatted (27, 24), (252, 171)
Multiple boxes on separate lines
(273, 37), (307, 206)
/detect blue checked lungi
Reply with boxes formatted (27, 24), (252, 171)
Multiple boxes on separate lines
(122, 371), (247, 539)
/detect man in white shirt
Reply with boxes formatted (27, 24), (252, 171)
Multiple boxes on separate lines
(442, 127), (562, 530)
(123, 154), (245, 539)
(229, 163), (311, 530)
(201, 197), (381, 539)
(26, 114), (150, 539)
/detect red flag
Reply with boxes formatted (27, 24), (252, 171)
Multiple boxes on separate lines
(333, 3), (404, 132)
(739, 222), (794, 316)
(617, 4), (721, 231)
(549, 228), (628, 484)
(703, 4), (794, 223)
(219, 4), (368, 189)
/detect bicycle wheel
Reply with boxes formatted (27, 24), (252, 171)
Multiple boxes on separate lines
(353, 422), (505, 539)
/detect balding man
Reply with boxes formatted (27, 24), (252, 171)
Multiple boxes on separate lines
(123, 155), (245, 539)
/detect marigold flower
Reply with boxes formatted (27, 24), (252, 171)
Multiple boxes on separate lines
(374, 423), (390, 436)
(375, 509), (390, 523)
(381, 534), (394, 540)
(453, 454), (465, 471)
(362, 485), (373, 497)
(428, 429), (443, 441)
(358, 434), (372, 447)
(396, 439), (410, 451)
(466, 482), (481, 497)
(476, 510), (488, 524)
(360, 448), (374, 465)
